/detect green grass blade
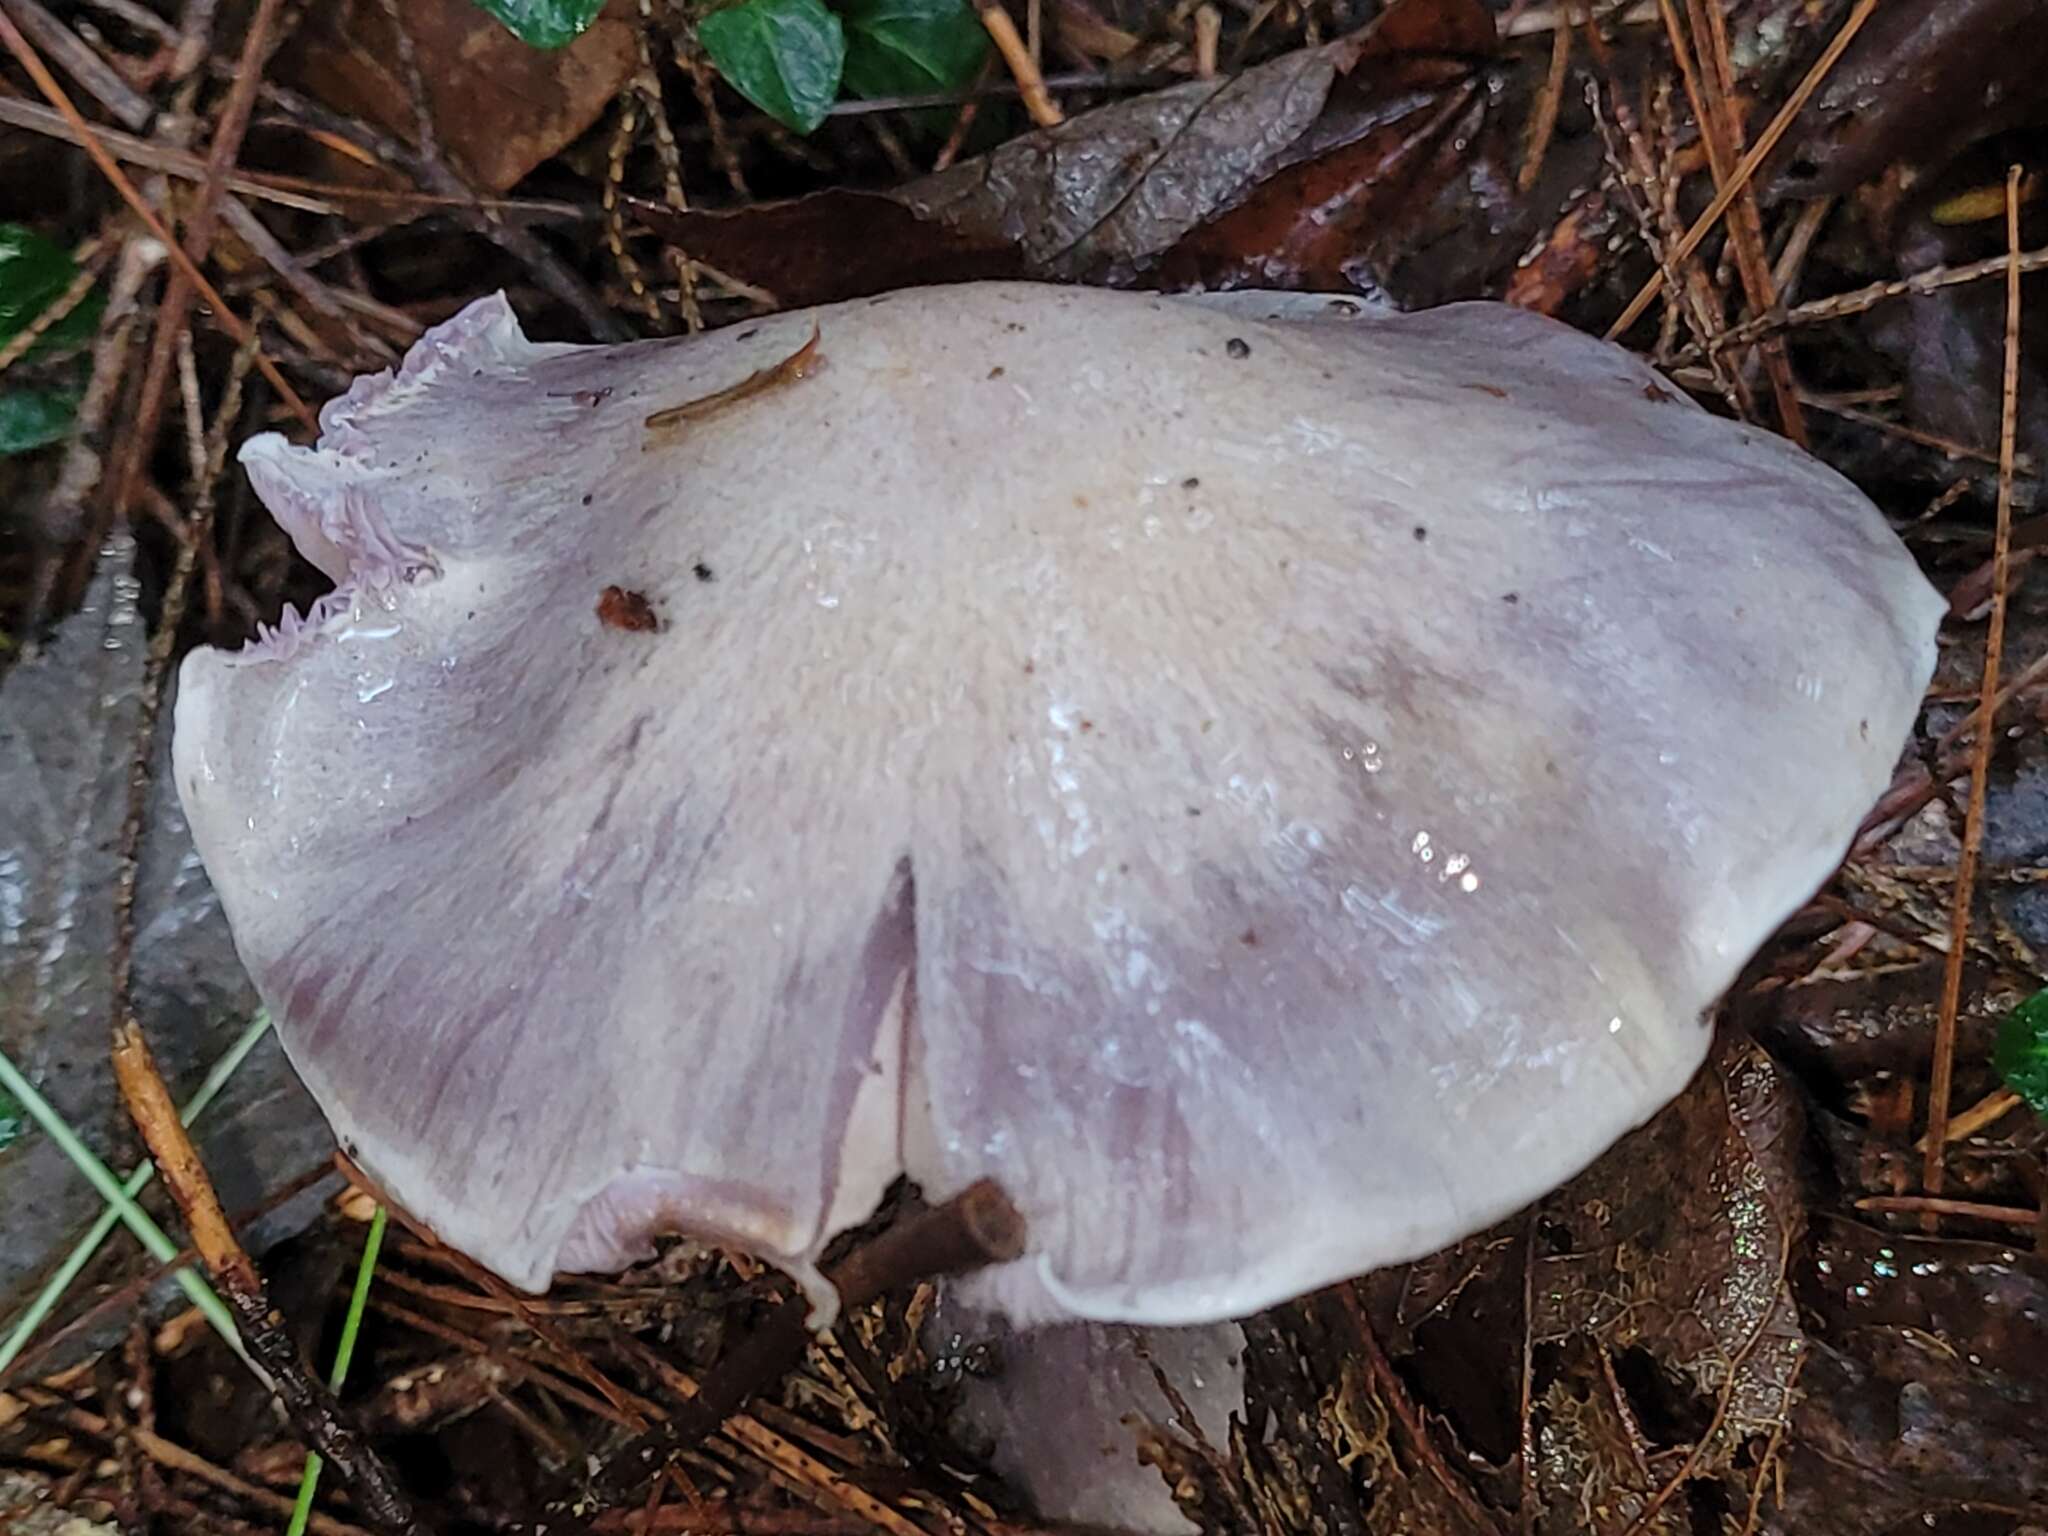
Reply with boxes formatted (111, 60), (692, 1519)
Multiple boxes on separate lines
(286, 1204), (388, 1536)
(0, 1043), (244, 1368)
(0, 1013), (274, 1377)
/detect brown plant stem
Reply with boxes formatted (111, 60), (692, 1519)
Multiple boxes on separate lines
(110, 1022), (428, 1535)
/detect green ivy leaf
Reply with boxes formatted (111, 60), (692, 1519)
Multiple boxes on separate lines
(0, 1084), (24, 1153)
(0, 224), (102, 357)
(468, 0), (606, 49)
(700, 0), (845, 134)
(841, 0), (987, 99)
(1997, 988), (2048, 1115)
(0, 387), (81, 455)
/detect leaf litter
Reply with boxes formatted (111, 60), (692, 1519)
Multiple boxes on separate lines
(4, 0), (2048, 1532)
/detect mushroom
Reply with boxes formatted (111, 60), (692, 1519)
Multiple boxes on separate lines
(930, 1306), (1246, 1535)
(173, 282), (1942, 1330)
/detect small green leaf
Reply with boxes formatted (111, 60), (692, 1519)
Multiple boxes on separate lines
(1996, 988), (2048, 1115)
(700, 0), (845, 134)
(0, 387), (81, 455)
(0, 224), (101, 357)
(468, 0), (606, 48)
(841, 0), (987, 98)
(0, 1084), (26, 1154)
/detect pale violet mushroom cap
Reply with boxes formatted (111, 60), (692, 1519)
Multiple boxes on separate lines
(172, 282), (1943, 1325)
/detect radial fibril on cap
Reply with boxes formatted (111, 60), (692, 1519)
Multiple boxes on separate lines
(172, 281), (1943, 1326)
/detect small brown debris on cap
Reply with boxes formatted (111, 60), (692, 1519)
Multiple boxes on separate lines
(596, 586), (659, 632)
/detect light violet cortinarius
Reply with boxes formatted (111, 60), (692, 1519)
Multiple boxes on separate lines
(172, 282), (1943, 1327)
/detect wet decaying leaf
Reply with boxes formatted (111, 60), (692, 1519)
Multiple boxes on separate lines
(1525, 1032), (1806, 1528)
(1859, 201), (2048, 498)
(0, 539), (332, 1366)
(629, 39), (1351, 303)
(1109, 1035), (1809, 1532)
(1143, 1028), (2048, 1535)
(630, 0), (1575, 310)
(1770, 0), (2048, 202)
(1776, 1223), (2048, 1535)
(1767, 0), (2048, 500)
(274, 0), (639, 193)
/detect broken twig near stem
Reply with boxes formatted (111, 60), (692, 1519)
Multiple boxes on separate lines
(564, 1179), (1026, 1521)
(110, 1021), (429, 1536)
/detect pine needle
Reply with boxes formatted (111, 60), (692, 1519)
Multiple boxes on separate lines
(0, 1012), (274, 1376)
(286, 1204), (389, 1536)
(0, 1042), (243, 1366)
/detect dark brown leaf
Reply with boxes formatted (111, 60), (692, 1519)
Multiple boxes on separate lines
(1772, 0), (2048, 200)
(629, 0), (1540, 310)
(621, 189), (1027, 310)
(1532, 1033), (1807, 1459)
(275, 0), (639, 193)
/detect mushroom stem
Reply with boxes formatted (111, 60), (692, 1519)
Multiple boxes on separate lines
(111, 1020), (430, 1536)
(566, 1180), (1025, 1521)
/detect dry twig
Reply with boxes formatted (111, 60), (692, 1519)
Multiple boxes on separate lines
(0, 8), (310, 425)
(980, 4), (1063, 126)
(1924, 167), (2026, 1209)
(562, 1181), (1025, 1526)
(109, 1028), (426, 1534)
(1607, 0), (1880, 341)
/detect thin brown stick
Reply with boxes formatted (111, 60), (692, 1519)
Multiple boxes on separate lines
(1518, 14), (1569, 193)
(632, 0), (703, 333)
(249, 75), (628, 343)
(980, 4), (1062, 126)
(106, 326), (252, 1027)
(0, 1161), (340, 1391)
(1856, 1195), (2042, 1230)
(110, 1024), (426, 1534)
(931, 55), (994, 173)
(0, 94), (339, 206)
(1675, 0), (1804, 441)
(134, 1428), (378, 1536)
(0, 9), (310, 428)
(2, 0), (155, 128)
(1799, 390), (2014, 469)
(1913, 1088), (2023, 1153)
(563, 1181), (1025, 1526)
(1518, 1215), (1537, 1536)
(1606, 0), (1879, 341)
(113, 0), (288, 518)
(644, 327), (822, 433)
(677, 44), (750, 199)
(1717, 244), (2048, 353)
(1925, 166), (2026, 1209)
(1192, 3), (1220, 77)
(605, 1329), (935, 1536)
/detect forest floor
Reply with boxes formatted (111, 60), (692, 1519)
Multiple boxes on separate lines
(2, 0), (2047, 1533)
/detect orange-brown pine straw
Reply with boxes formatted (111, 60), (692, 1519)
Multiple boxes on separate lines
(1923, 165), (2026, 1207)
(0, 7), (314, 430)
(1605, 0), (1878, 342)
(1677, 0), (1806, 444)
(113, 1021), (426, 1531)
(980, 4), (1063, 127)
